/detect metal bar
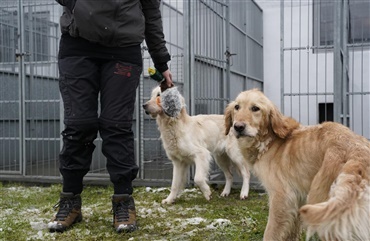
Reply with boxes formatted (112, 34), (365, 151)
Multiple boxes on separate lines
(229, 21), (263, 47)
(195, 54), (227, 63)
(283, 45), (332, 51)
(314, 0), (319, 123)
(283, 42), (370, 51)
(0, 137), (21, 141)
(342, 0), (349, 127)
(25, 138), (61, 141)
(213, 0), (228, 7)
(283, 92), (334, 96)
(359, 34), (366, 136)
(24, 99), (60, 103)
(188, 0), (196, 182)
(350, 11), (355, 133)
(280, 0), (284, 112)
(18, 0), (26, 176)
(321, 0), (328, 121)
(347, 43), (370, 47)
(231, 69), (264, 83)
(0, 100), (20, 104)
(333, 0), (343, 123)
(289, 0), (293, 117)
(195, 97), (229, 101)
(183, 1), (194, 115)
(137, 53), (144, 178)
(298, 0), (302, 121)
(200, 0), (228, 10)
(306, 0), (310, 124)
(225, 0), (230, 101)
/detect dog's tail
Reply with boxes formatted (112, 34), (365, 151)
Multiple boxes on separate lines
(300, 172), (370, 241)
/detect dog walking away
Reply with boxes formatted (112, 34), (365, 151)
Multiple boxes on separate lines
(225, 89), (370, 241)
(142, 86), (251, 204)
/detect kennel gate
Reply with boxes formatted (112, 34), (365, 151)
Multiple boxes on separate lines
(0, 0), (61, 178)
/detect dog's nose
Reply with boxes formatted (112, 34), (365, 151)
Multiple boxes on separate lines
(234, 122), (246, 133)
(142, 104), (147, 109)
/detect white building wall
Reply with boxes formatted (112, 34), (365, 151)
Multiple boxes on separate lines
(256, 0), (369, 138)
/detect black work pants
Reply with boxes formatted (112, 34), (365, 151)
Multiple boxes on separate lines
(58, 56), (141, 195)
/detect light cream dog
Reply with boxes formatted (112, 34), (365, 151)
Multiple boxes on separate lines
(225, 89), (370, 241)
(143, 86), (250, 204)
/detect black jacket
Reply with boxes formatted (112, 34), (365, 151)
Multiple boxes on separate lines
(56, 0), (170, 68)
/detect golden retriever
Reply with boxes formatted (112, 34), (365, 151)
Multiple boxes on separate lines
(143, 86), (251, 204)
(225, 89), (370, 241)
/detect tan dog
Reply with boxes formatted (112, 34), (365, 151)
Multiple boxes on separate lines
(143, 86), (250, 204)
(225, 89), (370, 241)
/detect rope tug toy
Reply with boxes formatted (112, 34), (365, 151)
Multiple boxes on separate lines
(161, 87), (183, 117)
(148, 67), (183, 117)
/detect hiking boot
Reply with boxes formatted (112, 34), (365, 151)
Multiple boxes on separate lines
(112, 194), (137, 233)
(48, 192), (82, 233)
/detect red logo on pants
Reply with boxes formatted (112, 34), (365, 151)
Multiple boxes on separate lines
(114, 63), (132, 77)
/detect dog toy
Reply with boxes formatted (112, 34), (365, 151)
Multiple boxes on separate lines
(161, 87), (183, 117)
(148, 67), (181, 116)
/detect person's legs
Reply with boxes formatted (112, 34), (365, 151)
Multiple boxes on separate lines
(59, 56), (100, 193)
(99, 61), (141, 193)
(48, 56), (100, 232)
(99, 60), (142, 232)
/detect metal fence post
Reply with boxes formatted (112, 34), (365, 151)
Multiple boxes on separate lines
(16, 0), (26, 175)
(280, 0), (284, 113)
(183, 1), (194, 116)
(224, 0), (230, 101)
(333, 0), (349, 125)
(183, 0), (193, 182)
(342, 0), (349, 127)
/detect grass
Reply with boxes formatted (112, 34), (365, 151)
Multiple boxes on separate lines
(0, 182), (308, 241)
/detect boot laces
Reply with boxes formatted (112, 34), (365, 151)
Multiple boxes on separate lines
(113, 201), (129, 222)
(53, 198), (74, 221)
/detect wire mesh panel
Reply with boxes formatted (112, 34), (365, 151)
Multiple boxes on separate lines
(22, 2), (61, 176)
(185, 0), (263, 183)
(137, 1), (184, 182)
(0, 0), (61, 175)
(347, 1), (370, 139)
(189, 0), (229, 115)
(0, 2), (22, 174)
(0, 71), (20, 173)
(229, 0), (263, 97)
(281, 0), (369, 139)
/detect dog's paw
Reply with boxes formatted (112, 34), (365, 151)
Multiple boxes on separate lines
(240, 194), (249, 200)
(220, 191), (230, 197)
(204, 193), (212, 201)
(161, 198), (175, 205)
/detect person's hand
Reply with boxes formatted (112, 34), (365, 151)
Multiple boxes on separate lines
(160, 69), (174, 92)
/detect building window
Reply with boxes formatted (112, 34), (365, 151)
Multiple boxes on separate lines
(0, 9), (53, 63)
(313, 0), (370, 47)
(318, 103), (334, 123)
(24, 11), (52, 62)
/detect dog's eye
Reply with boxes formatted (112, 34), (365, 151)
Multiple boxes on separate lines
(251, 106), (260, 112)
(234, 104), (240, 111)
(156, 93), (160, 97)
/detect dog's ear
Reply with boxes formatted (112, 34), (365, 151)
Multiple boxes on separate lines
(156, 96), (161, 107)
(224, 102), (235, 135)
(270, 105), (299, 139)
